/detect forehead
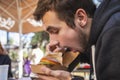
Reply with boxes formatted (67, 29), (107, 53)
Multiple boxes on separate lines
(42, 11), (61, 26)
(42, 11), (68, 30)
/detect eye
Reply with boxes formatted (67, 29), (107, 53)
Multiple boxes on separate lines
(47, 26), (59, 34)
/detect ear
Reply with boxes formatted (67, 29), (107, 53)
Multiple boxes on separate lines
(75, 9), (88, 28)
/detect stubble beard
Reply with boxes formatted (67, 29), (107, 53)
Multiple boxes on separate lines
(79, 30), (88, 52)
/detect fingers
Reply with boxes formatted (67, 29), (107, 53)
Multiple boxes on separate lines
(38, 67), (59, 80)
(38, 75), (59, 80)
(46, 41), (59, 52)
(46, 44), (67, 55)
(53, 46), (62, 52)
(46, 41), (66, 53)
(49, 70), (72, 80)
(40, 66), (52, 75)
(39, 66), (72, 80)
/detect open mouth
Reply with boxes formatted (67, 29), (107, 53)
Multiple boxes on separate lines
(64, 47), (79, 53)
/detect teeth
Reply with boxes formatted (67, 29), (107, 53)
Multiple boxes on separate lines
(64, 47), (71, 52)
(64, 47), (68, 51)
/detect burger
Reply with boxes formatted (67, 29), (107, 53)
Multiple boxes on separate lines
(31, 51), (80, 75)
(31, 52), (67, 75)
(39, 57), (61, 67)
(62, 51), (79, 67)
(40, 51), (63, 66)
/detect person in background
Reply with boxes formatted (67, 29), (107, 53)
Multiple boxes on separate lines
(30, 44), (44, 65)
(23, 49), (31, 77)
(30, 43), (44, 78)
(0, 42), (13, 78)
(23, 56), (31, 77)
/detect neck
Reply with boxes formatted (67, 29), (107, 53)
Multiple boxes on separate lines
(85, 18), (92, 42)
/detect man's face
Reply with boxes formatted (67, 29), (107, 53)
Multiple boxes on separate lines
(42, 11), (87, 53)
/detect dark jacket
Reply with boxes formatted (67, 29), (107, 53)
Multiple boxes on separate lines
(0, 54), (13, 78)
(88, 0), (120, 80)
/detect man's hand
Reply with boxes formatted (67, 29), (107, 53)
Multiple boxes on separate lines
(37, 66), (72, 80)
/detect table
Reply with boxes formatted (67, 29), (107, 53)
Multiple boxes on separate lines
(71, 68), (90, 80)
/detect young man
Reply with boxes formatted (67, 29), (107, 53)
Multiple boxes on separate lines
(33, 0), (95, 80)
(33, 0), (120, 80)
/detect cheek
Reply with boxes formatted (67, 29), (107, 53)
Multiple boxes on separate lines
(49, 35), (56, 41)
(59, 31), (81, 47)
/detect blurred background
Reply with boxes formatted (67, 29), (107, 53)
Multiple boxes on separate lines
(0, 30), (49, 79)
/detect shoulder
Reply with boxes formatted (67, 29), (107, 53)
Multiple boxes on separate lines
(102, 12), (120, 33)
(108, 11), (120, 24)
(0, 54), (9, 58)
(3, 54), (11, 60)
(0, 54), (11, 64)
(112, 12), (120, 22)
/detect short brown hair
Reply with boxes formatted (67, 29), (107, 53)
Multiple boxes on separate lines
(34, 0), (96, 28)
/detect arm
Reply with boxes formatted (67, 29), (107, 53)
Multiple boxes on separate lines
(96, 27), (120, 80)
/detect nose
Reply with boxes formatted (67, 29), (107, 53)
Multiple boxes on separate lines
(46, 40), (60, 52)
